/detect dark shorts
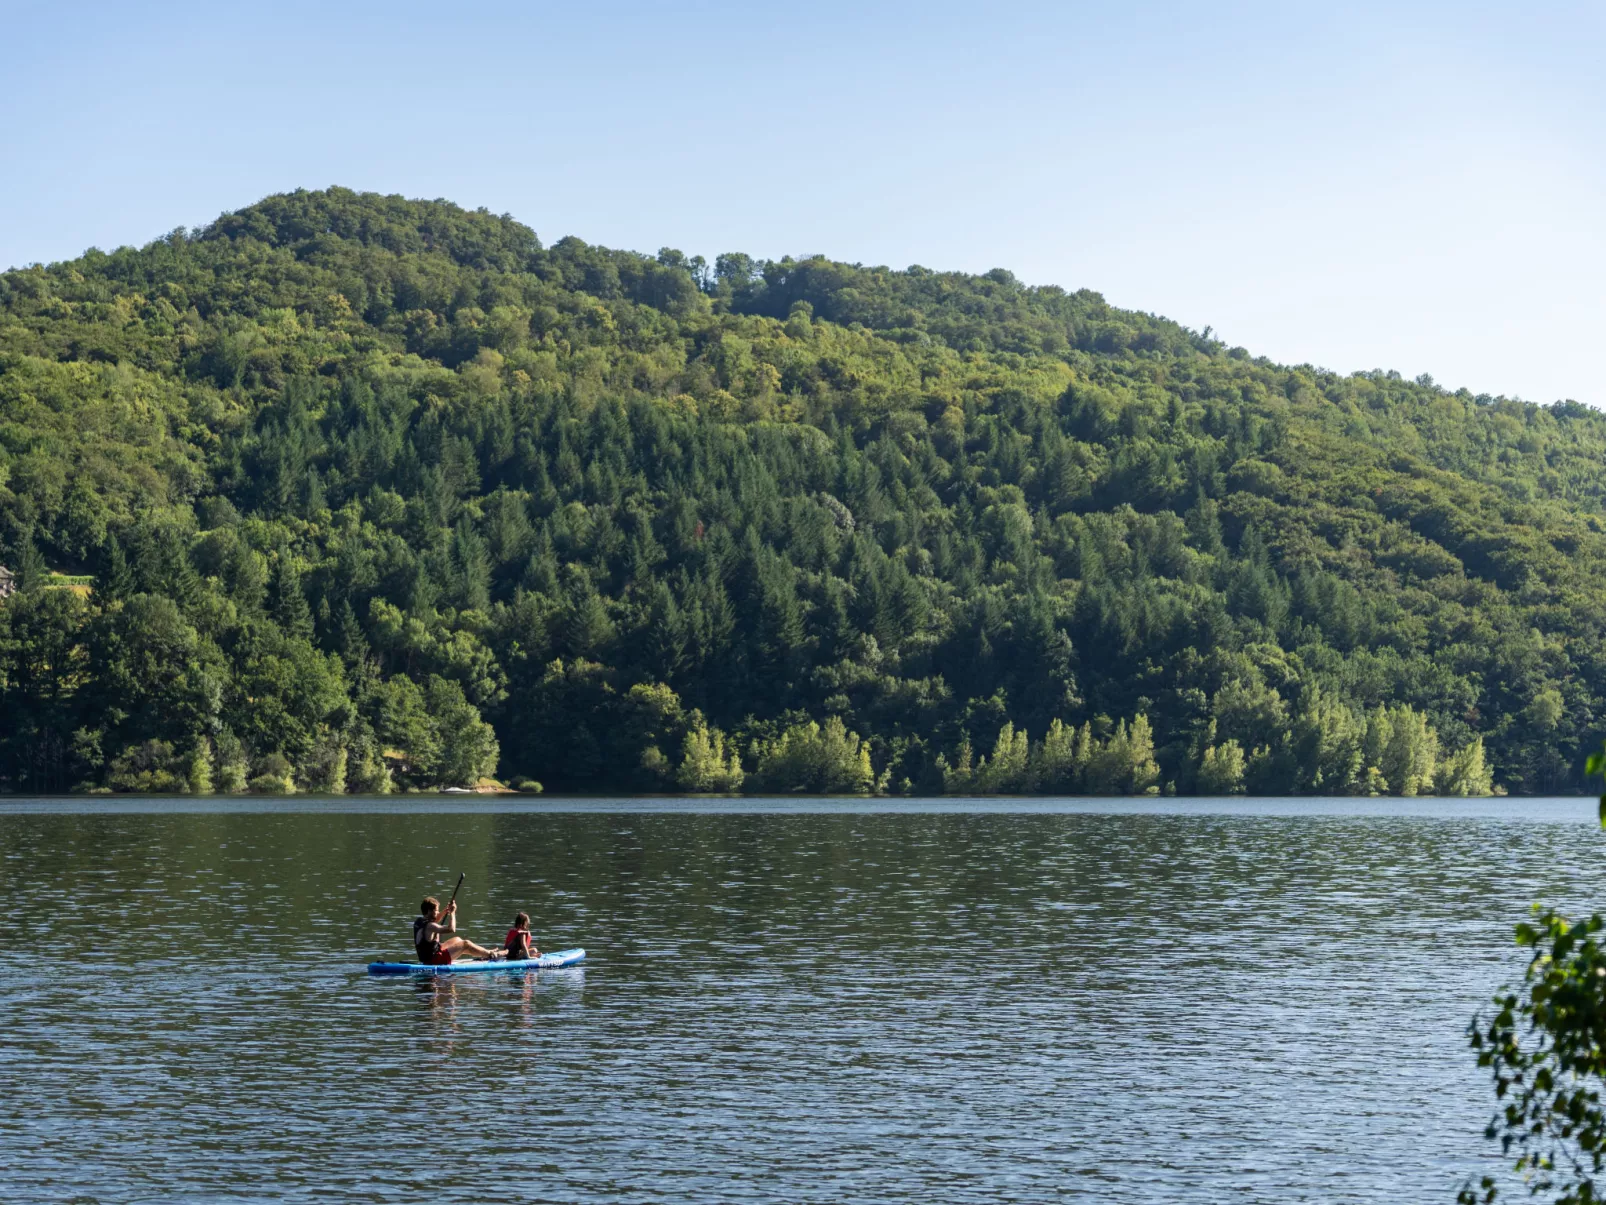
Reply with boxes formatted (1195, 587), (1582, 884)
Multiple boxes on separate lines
(418, 945), (454, 966)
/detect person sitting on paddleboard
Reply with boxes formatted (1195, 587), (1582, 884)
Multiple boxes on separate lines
(413, 896), (498, 965)
(502, 912), (539, 962)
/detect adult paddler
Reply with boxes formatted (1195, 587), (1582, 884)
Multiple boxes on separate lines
(413, 879), (499, 965)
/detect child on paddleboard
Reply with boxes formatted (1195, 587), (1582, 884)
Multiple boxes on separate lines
(503, 912), (539, 961)
(413, 896), (498, 965)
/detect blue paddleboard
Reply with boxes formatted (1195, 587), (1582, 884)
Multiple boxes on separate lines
(368, 948), (586, 975)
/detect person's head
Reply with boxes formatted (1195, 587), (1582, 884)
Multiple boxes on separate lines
(514, 911), (530, 930)
(421, 896), (440, 918)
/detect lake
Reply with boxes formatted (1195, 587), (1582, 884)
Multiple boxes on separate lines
(2, 796), (1600, 1203)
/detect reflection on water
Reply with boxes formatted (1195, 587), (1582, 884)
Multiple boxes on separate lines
(1, 799), (1600, 1202)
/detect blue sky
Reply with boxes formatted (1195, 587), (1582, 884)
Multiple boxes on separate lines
(4, 1), (1602, 405)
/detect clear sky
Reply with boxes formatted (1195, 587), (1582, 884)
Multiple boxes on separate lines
(4, 1), (1602, 405)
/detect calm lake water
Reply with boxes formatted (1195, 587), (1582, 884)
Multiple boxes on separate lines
(3, 796), (1601, 1203)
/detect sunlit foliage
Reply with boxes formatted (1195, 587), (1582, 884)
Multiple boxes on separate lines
(0, 187), (1600, 793)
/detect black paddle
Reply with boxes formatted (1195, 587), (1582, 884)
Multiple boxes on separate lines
(440, 872), (475, 959)
(447, 871), (507, 962)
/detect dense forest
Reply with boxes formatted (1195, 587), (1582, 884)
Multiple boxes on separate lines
(1, 187), (1603, 795)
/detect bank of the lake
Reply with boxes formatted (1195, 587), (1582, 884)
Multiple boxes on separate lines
(2, 797), (1595, 1202)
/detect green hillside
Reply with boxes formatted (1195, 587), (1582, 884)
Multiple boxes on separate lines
(1, 186), (1602, 795)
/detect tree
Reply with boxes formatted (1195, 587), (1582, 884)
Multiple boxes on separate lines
(270, 554), (314, 641)
(970, 722), (1033, 793)
(15, 537), (45, 592)
(749, 717), (876, 794)
(100, 535), (134, 603)
(1376, 704), (1438, 797)
(1438, 738), (1495, 797)
(450, 518), (492, 612)
(300, 732), (348, 793)
(88, 594), (223, 764)
(344, 725), (392, 794)
(424, 675), (499, 786)
(187, 743), (214, 795)
(1084, 715), (1160, 795)
(560, 571), (614, 658)
(940, 735), (976, 793)
(249, 751), (296, 794)
(214, 727), (249, 794)
(105, 740), (188, 792)
(1034, 719), (1088, 794)
(676, 722), (744, 792)
(337, 600), (367, 666)
(0, 587), (90, 790)
(364, 673), (439, 779)
(1197, 738), (1246, 795)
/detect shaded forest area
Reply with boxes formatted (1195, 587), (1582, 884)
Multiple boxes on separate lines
(1, 187), (1602, 795)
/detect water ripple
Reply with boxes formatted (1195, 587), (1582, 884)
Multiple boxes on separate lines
(1, 801), (1600, 1202)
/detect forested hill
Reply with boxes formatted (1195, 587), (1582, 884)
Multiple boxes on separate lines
(2, 187), (1604, 797)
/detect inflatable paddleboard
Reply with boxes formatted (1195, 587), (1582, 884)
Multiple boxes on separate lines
(368, 948), (586, 975)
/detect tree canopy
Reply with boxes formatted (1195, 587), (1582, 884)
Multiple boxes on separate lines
(0, 186), (1600, 794)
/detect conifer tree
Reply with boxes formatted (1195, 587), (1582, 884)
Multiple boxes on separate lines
(100, 535), (134, 603)
(15, 537), (44, 592)
(337, 601), (367, 666)
(271, 556), (314, 640)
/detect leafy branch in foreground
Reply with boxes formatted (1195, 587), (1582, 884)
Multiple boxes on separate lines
(1461, 751), (1606, 1204)
(1461, 910), (1606, 1204)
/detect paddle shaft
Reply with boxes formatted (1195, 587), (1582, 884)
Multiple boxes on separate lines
(448, 871), (465, 911)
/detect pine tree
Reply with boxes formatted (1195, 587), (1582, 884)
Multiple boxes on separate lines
(271, 555), (314, 640)
(224, 541), (268, 613)
(100, 535), (134, 603)
(522, 527), (560, 595)
(337, 601), (367, 666)
(1185, 487), (1225, 556)
(644, 582), (687, 681)
(561, 572), (615, 657)
(15, 537), (45, 592)
(169, 543), (203, 610)
(450, 518), (492, 612)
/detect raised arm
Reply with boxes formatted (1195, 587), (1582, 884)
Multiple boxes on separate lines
(420, 911), (456, 939)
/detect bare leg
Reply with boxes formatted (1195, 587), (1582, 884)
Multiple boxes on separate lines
(442, 936), (495, 959)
